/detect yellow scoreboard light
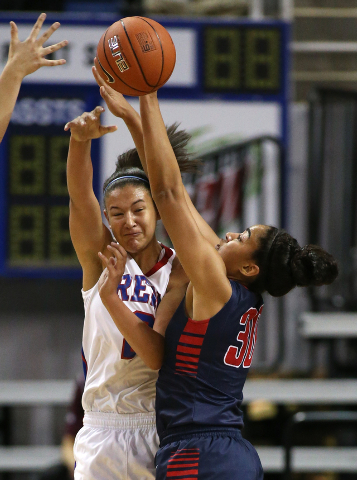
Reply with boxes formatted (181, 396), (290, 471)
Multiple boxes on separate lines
(204, 26), (282, 94)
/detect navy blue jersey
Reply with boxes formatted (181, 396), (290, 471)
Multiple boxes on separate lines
(156, 280), (263, 441)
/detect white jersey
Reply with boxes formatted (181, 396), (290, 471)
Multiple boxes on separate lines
(81, 244), (175, 415)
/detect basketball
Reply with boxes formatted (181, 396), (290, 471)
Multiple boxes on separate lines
(96, 16), (176, 96)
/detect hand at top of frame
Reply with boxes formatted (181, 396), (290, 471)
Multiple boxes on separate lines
(92, 59), (137, 121)
(64, 106), (118, 142)
(5, 13), (68, 80)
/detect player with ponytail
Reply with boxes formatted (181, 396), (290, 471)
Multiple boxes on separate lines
(98, 91), (338, 480)
(65, 84), (196, 479)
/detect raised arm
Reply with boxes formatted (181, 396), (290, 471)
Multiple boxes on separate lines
(0, 13), (68, 143)
(92, 64), (220, 247)
(140, 93), (231, 320)
(65, 107), (118, 290)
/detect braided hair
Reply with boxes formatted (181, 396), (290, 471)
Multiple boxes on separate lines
(249, 227), (338, 297)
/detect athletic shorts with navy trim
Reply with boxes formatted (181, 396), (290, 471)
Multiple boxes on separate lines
(155, 428), (264, 480)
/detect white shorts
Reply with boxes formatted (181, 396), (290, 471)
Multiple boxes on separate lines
(74, 411), (159, 480)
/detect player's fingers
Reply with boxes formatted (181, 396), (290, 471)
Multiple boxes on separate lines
(40, 58), (66, 67)
(37, 21), (61, 45)
(63, 120), (77, 130)
(64, 117), (82, 130)
(73, 112), (95, 125)
(115, 242), (127, 258)
(99, 86), (109, 99)
(104, 250), (118, 271)
(92, 64), (105, 86)
(98, 251), (109, 266)
(28, 13), (46, 40)
(99, 125), (118, 135)
(9, 21), (19, 43)
(81, 111), (97, 123)
(92, 62), (106, 87)
(71, 115), (87, 127)
(108, 256), (116, 267)
(93, 106), (105, 117)
(107, 244), (120, 258)
(107, 243), (126, 264)
(42, 39), (68, 56)
(110, 242), (127, 259)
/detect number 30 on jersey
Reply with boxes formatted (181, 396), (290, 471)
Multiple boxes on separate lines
(224, 306), (263, 369)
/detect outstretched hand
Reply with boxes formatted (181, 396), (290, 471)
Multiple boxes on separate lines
(6, 13), (68, 79)
(64, 106), (117, 141)
(98, 242), (127, 304)
(92, 59), (135, 120)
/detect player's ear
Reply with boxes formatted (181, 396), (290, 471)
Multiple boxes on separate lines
(103, 209), (109, 223)
(240, 264), (259, 277)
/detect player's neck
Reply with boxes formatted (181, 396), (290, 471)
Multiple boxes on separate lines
(130, 237), (162, 274)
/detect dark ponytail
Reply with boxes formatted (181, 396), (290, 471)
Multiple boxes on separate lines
(249, 228), (338, 297)
(103, 123), (200, 204)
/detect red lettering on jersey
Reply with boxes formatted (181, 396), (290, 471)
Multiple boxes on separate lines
(224, 305), (263, 368)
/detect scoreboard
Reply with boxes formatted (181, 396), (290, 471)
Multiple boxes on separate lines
(0, 15), (289, 278)
(0, 84), (101, 278)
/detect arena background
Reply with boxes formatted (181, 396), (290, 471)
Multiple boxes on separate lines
(0, 1), (356, 478)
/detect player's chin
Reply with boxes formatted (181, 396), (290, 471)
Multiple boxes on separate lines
(124, 237), (147, 253)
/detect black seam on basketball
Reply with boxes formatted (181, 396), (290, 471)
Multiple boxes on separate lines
(121, 19), (158, 88)
(97, 29), (115, 83)
(102, 28), (148, 94)
(97, 57), (115, 84)
(136, 17), (165, 88)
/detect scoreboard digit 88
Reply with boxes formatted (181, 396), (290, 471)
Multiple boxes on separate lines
(0, 85), (101, 278)
(203, 26), (282, 93)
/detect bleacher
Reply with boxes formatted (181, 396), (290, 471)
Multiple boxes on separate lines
(1, 379), (357, 474)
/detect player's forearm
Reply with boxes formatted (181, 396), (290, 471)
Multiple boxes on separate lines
(0, 64), (23, 143)
(123, 110), (148, 173)
(140, 94), (182, 197)
(102, 293), (165, 370)
(66, 137), (95, 203)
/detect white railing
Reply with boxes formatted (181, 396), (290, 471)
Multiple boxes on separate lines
(294, 7), (357, 17)
(249, 0), (293, 20)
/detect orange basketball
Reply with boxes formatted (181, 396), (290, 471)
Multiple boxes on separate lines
(96, 16), (176, 96)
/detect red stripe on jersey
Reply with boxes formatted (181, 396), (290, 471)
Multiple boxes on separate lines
(167, 470), (199, 477)
(170, 453), (199, 457)
(177, 345), (201, 355)
(176, 369), (197, 376)
(169, 458), (199, 461)
(179, 334), (204, 346)
(168, 463), (199, 468)
(145, 244), (173, 277)
(183, 319), (209, 336)
(176, 354), (199, 363)
(175, 319), (209, 375)
(175, 364), (198, 371)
